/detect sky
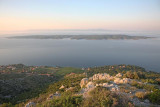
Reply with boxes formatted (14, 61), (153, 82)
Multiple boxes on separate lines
(0, 0), (160, 35)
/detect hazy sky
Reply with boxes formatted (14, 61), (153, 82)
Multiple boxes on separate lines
(0, 0), (160, 35)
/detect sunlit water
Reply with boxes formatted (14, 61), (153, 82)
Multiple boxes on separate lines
(0, 37), (160, 72)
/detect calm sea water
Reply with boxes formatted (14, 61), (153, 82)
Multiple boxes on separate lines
(0, 35), (160, 72)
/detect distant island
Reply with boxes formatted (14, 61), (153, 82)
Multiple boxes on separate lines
(7, 35), (153, 40)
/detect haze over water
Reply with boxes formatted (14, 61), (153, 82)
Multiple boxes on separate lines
(0, 30), (160, 72)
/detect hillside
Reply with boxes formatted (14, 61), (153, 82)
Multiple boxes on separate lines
(0, 64), (160, 107)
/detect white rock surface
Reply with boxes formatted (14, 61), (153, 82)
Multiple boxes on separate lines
(115, 73), (123, 78)
(92, 73), (113, 80)
(114, 78), (131, 84)
(59, 85), (65, 89)
(80, 78), (89, 88)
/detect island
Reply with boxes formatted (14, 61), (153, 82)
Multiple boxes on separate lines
(7, 34), (153, 40)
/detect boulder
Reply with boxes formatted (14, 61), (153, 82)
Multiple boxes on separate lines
(122, 78), (131, 84)
(99, 83), (103, 86)
(25, 102), (35, 107)
(59, 85), (65, 89)
(96, 84), (99, 87)
(102, 83), (109, 87)
(86, 82), (95, 89)
(114, 78), (131, 84)
(92, 73), (113, 80)
(80, 78), (88, 88)
(111, 87), (116, 91)
(114, 78), (122, 84)
(115, 73), (123, 78)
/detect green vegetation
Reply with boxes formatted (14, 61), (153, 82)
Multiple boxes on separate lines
(82, 87), (133, 107)
(0, 64), (84, 105)
(0, 64), (160, 106)
(86, 64), (146, 77)
(55, 67), (83, 76)
(130, 80), (158, 91)
(148, 89), (160, 104)
(37, 92), (83, 107)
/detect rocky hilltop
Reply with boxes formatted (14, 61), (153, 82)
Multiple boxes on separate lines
(0, 64), (160, 107)
(79, 73), (154, 106)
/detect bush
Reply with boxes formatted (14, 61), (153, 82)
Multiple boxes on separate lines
(148, 89), (160, 104)
(141, 79), (157, 84)
(40, 92), (82, 107)
(0, 103), (13, 107)
(130, 81), (158, 91)
(155, 78), (160, 85)
(135, 92), (146, 99)
(82, 87), (133, 107)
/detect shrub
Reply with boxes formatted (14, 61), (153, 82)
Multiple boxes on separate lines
(148, 89), (160, 105)
(141, 79), (157, 84)
(0, 103), (13, 107)
(155, 78), (160, 85)
(130, 80), (138, 86)
(93, 80), (110, 84)
(135, 92), (146, 99)
(41, 93), (83, 107)
(82, 87), (133, 107)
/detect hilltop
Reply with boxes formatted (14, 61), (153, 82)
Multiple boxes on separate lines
(0, 64), (160, 107)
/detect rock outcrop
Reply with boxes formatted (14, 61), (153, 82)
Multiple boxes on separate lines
(114, 78), (131, 84)
(79, 82), (95, 98)
(96, 83), (119, 91)
(91, 73), (113, 81)
(115, 73), (123, 78)
(25, 102), (35, 107)
(80, 78), (88, 88)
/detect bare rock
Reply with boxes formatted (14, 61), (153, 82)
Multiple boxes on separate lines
(92, 73), (113, 81)
(115, 73), (123, 78)
(122, 78), (131, 84)
(80, 78), (88, 88)
(25, 102), (35, 107)
(86, 82), (95, 89)
(59, 85), (65, 89)
(114, 78), (122, 84)
(114, 78), (131, 84)
(102, 83), (109, 87)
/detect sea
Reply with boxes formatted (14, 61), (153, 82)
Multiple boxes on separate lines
(0, 30), (160, 72)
